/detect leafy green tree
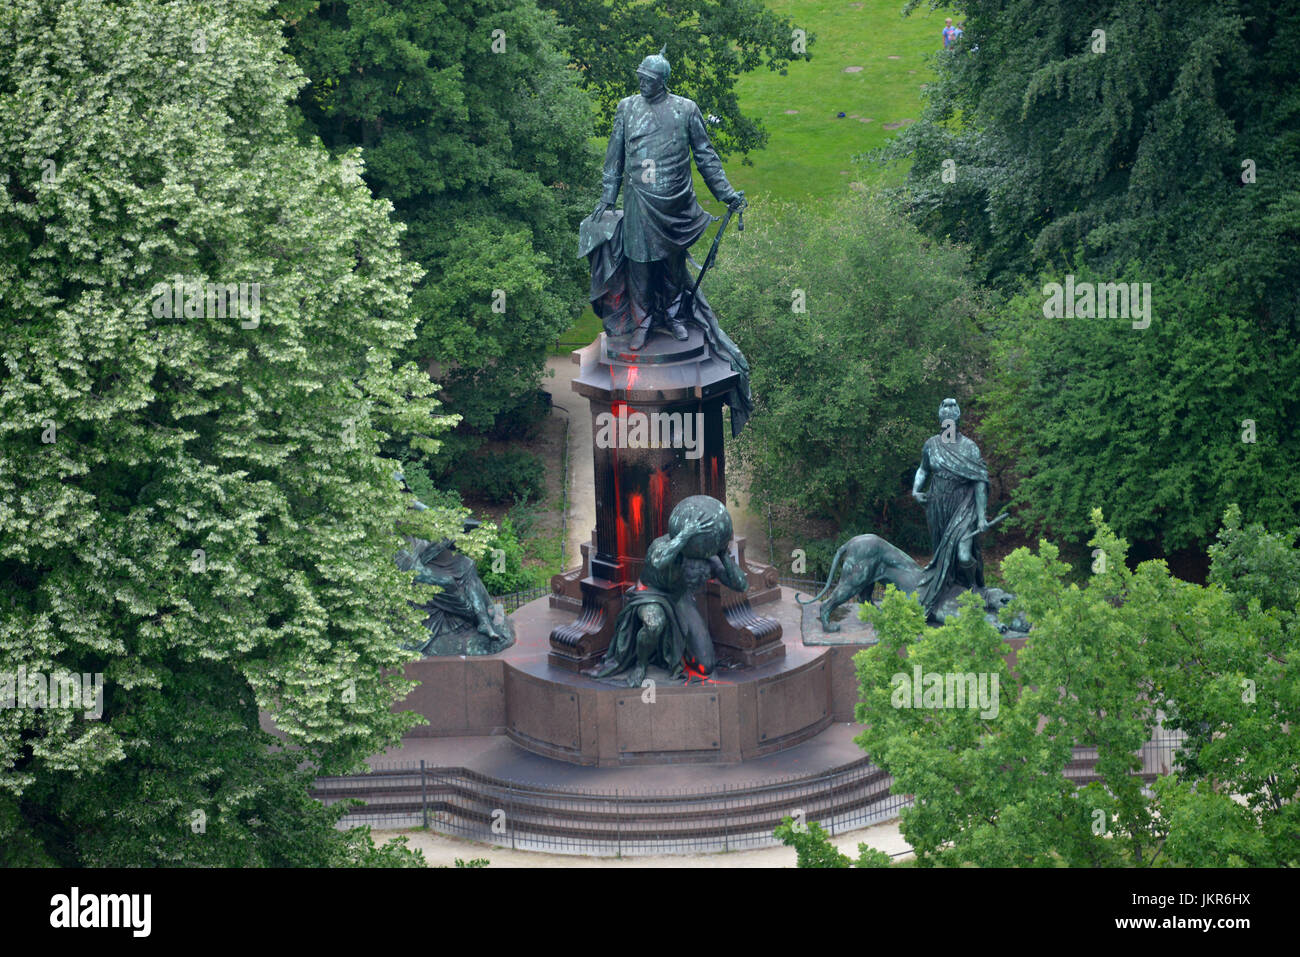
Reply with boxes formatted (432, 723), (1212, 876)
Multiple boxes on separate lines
(276, 0), (599, 475)
(773, 817), (892, 868)
(889, 0), (1299, 287)
(852, 510), (1297, 867)
(1155, 505), (1299, 866)
(707, 190), (990, 534)
(542, 0), (814, 158)
(0, 0), (467, 865)
(884, 0), (1300, 556)
(981, 267), (1300, 553)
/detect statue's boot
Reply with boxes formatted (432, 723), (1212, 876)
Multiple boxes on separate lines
(669, 320), (689, 340)
(629, 324), (650, 350)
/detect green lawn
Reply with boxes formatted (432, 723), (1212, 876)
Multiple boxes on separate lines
(556, 0), (952, 346)
(729, 0), (952, 203)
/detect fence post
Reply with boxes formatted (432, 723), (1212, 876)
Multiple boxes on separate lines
(723, 784), (730, 852)
(615, 789), (621, 859)
(509, 787), (516, 850)
(420, 760), (428, 830)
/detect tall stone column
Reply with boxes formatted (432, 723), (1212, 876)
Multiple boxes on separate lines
(549, 329), (782, 671)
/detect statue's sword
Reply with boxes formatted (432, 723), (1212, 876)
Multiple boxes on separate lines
(686, 193), (747, 306)
(960, 508), (1010, 543)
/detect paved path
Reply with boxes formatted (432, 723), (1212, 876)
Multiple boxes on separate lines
(545, 353), (592, 571)
(373, 818), (911, 868)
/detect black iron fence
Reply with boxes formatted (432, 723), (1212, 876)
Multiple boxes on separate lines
(313, 731), (1187, 857)
(492, 585), (552, 615)
(314, 756), (907, 856)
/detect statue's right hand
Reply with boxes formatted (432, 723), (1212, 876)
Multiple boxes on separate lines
(592, 201), (611, 218)
(681, 515), (715, 537)
(912, 491), (928, 504)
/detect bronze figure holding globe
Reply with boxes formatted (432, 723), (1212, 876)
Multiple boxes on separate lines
(595, 495), (747, 687)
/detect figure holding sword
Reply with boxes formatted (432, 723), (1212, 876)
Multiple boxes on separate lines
(911, 397), (1000, 617)
(578, 44), (755, 435)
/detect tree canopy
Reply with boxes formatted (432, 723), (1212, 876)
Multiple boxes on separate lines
(849, 510), (1297, 867)
(0, 0), (466, 865)
(707, 190), (989, 536)
(277, 0), (600, 473)
(883, 0), (1300, 559)
(542, 0), (814, 159)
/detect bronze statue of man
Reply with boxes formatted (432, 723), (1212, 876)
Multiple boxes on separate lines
(590, 46), (746, 350)
(912, 398), (991, 615)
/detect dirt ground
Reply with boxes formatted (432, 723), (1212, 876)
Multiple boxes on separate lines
(373, 818), (911, 868)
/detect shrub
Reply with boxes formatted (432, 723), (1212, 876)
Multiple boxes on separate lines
(456, 449), (545, 505)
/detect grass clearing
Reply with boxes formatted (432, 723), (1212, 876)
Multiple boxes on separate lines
(558, 1), (953, 343)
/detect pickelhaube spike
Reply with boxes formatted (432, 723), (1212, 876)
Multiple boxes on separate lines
(636, 44), (671, 82)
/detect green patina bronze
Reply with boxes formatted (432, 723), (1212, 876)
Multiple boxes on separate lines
(595, 495), (747, 687)
(912, 397), (990, 612)
(393, 474), (515, 656)
(579, 45), (754, 434)
(798, 399), (1028, 638)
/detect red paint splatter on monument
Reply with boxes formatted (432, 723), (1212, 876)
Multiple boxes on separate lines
(649, 469), (668, 536)
(608, 364), (641, 582)
(609, 406), (627, 579)
(682, 656), (730, 686)
(709, 455), (719, 495)
(628, 490), (644, 543)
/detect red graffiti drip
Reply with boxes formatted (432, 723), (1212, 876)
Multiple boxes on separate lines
(611, 439), (627, 578)
(709, 455), (719, 495)
(610, 371), (628, 579)
(649, 469), (668, 536)
(608, 360), (643, 579)
(629, 490), (643, 543)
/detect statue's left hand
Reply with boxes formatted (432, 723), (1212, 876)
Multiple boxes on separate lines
(727, 191), (747, 212)
(977, 515), (990, 533)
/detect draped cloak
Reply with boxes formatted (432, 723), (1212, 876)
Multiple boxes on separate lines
(599, 93), (736, 263)
(399, 538), (496, 653)
(916, 434), (989, 616)
(579, 210), (753, 435)
(595, 544), (713, 681)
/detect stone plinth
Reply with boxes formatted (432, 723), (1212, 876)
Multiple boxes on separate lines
(548, 330), (782, 672)
(396, 588), (852, 766)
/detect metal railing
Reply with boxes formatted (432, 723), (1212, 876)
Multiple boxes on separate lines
(314, 732), (1187, 856)
(315, 755), (906, 856)
(491, 585), (552, 614)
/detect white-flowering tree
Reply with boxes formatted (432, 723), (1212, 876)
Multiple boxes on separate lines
(0, 0), (472, 864)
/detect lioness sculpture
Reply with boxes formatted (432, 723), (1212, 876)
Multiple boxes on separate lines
(796, 535), (1027, 635)
(796, 535), (923, 632)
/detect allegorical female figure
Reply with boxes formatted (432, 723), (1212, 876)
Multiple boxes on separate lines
(911, 397), (991, 616)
